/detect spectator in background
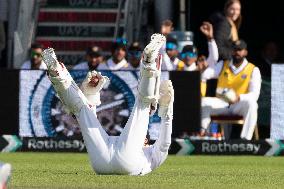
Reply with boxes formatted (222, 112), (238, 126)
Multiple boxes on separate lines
(180, 45), (198, 71)
(200, 40), (261, 140)
(162, 37), (184, 71)
(180, 22), (218, 72)
(0, 0), (8, 68)
(127, 42), (142, 70)
(21, 43), (47, 70)
(160, 19), (173, 37)
(73, 46), (104, 70)
(256, 41), (283, 78)
(98, 38), (129, 70)
(209, 0), (242, 60)
(160, 19), (174, 59)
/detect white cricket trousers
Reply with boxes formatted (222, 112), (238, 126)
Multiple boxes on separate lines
(49, 72), (152, 175)
(201, 97), (258, 140)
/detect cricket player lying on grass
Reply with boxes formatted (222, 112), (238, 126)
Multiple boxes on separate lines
(41, 34), (174, 176)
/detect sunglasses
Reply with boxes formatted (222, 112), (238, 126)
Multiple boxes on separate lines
(115, 38), (127, 45)
(31, 51), (42, 58)
(166, 42), (178, 50)
(128, 51), (142, 58)
(181, 52), (197, 59)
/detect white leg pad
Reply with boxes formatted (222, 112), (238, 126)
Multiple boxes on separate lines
(138, 63), (160, 105)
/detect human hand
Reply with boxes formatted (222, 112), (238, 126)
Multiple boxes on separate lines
(200, 22), (213, 40)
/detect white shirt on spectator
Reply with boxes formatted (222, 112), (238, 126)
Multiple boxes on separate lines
(98, 58), (129, 70)
(72, 61), (89, 70)
(184, 63), (197, 71)
(162, 54), (182, 71)
(21, 60), (47, 70)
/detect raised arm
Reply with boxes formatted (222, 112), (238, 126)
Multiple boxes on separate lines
(200, 22), (219, 67)
(149, 80), (173, 169)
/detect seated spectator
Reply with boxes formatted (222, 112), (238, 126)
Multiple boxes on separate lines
(180, 45), (198, 71)
(180, 22), (218, 72)
(127, 42), (142, 70)
(162, 37), (184, 71)
(73, 46), (104, 70)
(200, 40), (261, 140)
(98, 38), (129, 70)
(21, 43), (47, 69)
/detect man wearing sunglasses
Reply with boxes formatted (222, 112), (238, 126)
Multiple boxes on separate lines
(127, 42), (142, 70)
(180, 22), (218, 71)
(201, 39), (261, 140)
(73, 46), (104, 71)
(162, 37), (184, 71)
(98, 38), (129, 70)
(21, 43), (47, 70)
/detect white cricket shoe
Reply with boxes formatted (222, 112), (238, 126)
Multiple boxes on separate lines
(0, 163), (12, 189)
(143, 33), (166, 65)
(158, 80), (174, 118)
(42, 48), (65, 77)
(80, 71), (109, 106)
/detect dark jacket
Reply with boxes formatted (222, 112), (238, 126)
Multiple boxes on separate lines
(209, 12), (234, 61)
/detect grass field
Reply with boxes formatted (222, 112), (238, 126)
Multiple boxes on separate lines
(0, 153), (284, 189)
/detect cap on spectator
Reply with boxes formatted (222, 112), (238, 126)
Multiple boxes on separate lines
(112, 38), (127, 52)
(128, 42), (142, 51)
(180, 45), (198, 59)
(166, 37), (178, 50)
(181, 45), (197, 54)
(232, 39), (247, 50)
(86, 46), (102, 57)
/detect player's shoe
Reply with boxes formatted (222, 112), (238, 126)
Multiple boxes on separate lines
(42, 48), (66, 77)
(143, 33), (166, 65)
(0, 163), (12, 189)
(80, 71), (109, 106)
(158, 80), (174, 118)
(138, 34), (166, 114)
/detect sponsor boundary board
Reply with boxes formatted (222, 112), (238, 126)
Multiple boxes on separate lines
(1, 136), (284, 156)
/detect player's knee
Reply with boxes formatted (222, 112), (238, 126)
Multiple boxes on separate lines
(240, 99), (258, 110)
(201, 97), (213, 107)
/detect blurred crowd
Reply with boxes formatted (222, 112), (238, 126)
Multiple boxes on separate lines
(14, 0), (282, 81)
(1, 0), (283, 141)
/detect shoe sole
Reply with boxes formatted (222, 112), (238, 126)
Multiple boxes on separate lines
(143, 33), (166, 64)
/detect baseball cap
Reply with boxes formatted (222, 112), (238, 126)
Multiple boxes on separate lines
(232, 40), (247, 51)
(180, 45), (198, 58)
(86, 46), (102, 57)
(166, 37), (178, 50)
(112, 38), (127, 52)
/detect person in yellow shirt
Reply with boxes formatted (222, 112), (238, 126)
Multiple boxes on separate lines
(200, 40), (261, 140)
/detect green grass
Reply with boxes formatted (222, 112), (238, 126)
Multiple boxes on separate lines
(0, 153), (284, 189)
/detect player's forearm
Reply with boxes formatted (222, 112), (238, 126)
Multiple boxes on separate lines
(155, 117), (172, 152)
